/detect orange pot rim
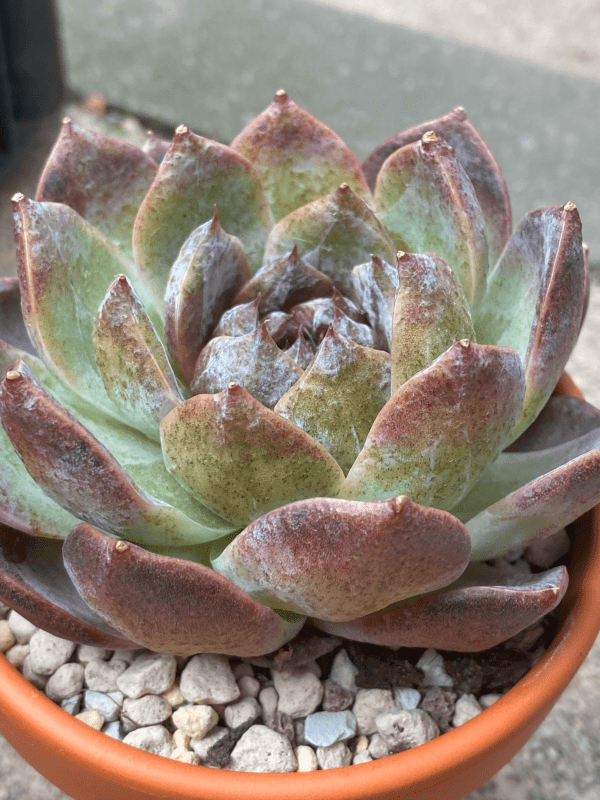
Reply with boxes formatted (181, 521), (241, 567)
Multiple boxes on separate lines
(1, 372), (599, 800)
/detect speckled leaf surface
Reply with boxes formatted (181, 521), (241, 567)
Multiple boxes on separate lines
(264, 184), (397, 297)
(342, 341), (525, 509)
(133, 126), (273, 306)
(0, 522), (135, 648)
(94, 275), (183, 440)
(452, 396), (600, 522)
(374, 133), (489, 307)
(468, 446), (600, 560)
(164, 212), (250, 383)
(391, 251), (474, 392)
(212, 496), (470, 620)
(351, 256), (399, 351)
(362, 107), (512, 267)
(160, 384), (345, 526)
(275, 328), (391, 473)
(474, 203), (585, 443)
(13, 194), (156, 417)
(231, 90), (372, 221)
(35, 118), (157, 258)
(316, 566), (567, 651)
(191, 323), (303, 409)
(0, 362), (234, 546)
(63, 523), (305, 656)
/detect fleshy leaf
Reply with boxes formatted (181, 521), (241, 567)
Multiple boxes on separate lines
(285, 327), (316, 368)
(315, 566), (567, 652)
(351, 256), (399, 351)
(212, 495), (470, 620)
(275, 328), (391, 473)
(232, 245), (334, 315)
(362, 107), (512, 267)
(0, 276), (30, 352)
(0, 361), (234, 546)
(264, 184), (398, 297)
(142, 131), (170, 164)
(391, 251), (474, 392)
(342, 341), (525, 509)
(467, 446), (600, 560)
(231, 89), (372, 221)
(35, 118), (157, 258)
(212, 296), (260, 338)
(93, 275), (183, 440)
(474, 203), (585, 442)
(164, 210), (250, 383)
(452, 395), (600, 522)
(0, 522), (135, 648)
(132, 125), (273, 307)
(374, 132), (489, 307)
(13, 194), (159, 416)
(64, 522), (305, 656)
(160, 384), (345, 526)
(191, 323), (303, 409)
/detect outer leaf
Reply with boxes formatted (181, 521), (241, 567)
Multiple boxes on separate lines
(467, 446), (600, 560)
(275, 328), (391, 473)
(212, 496), (470, 620)
(362, 107), (512, 267)
(0, 522), (135, 648)
(391, 251), (474, 392)
(160, 384), (345, 526)
(474, 203), (585, 442)
(342, 341), (525, 509)
(351, 256), (399, 351)
(373, 132), (488, 307)
(93, 275), (183, 441)
(35, 118), (157, 258)
(315, 566), (568, 652)
(164, 211), (250, 383)
(13, 194), (159, 416)
(132, 125), (273, 305)
(231, 90), (372, 221)
(0, 362), (234, 546)
(264, 184), (398, 297)
(64, 523), (305, 656)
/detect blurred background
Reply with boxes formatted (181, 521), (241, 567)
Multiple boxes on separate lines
(0, 1), (599, 798)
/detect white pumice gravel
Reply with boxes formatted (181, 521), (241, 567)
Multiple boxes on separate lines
(0, 619), (16, 652)
(8, 627), (547, 772)
(228, 724), (297, 772)
(180, 654), (240, 704)
(452, 693), (483, 726)
(117, 653), (177, 699)
(272, 667), (324, 718)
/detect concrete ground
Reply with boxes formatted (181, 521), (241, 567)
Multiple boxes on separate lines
(1, 1), (599, 797)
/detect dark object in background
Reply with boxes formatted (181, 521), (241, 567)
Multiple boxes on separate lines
(0, 0), (64, 179)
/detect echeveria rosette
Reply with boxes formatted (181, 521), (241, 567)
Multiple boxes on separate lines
(0, 91), (595, 658)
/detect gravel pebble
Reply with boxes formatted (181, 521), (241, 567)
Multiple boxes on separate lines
(295, 744), (318, 771)
(322, 679), (354, 712)
(172, 704), (219, 739)
(46, 663), (85, 701)
(304, 710), (357, 747)
(84, 690), (121, 722)
(272, 668), (324, 718)
(21, 655), (47, 690)
(171, 747), (200, 765)
(223, 696), (261, 729)
(161, 684), (185, 707)
(123, 724), (172, 756)
(76, 709), (105, 730)
(479, 692), (502, 708)
(5, 643), (29, 669)
(376, 709), (440, 749)
(102, 720), (123, 740)
(352, 689), (396, 735)
(228, 725), (297, 772)
(28, 630), (75, 675)
(61, 694), (82, 715)
(452, 693), (483, 726)
(369, 733), (394, 759)
(328, 649), (359, 693)
(0, 619), (16, 652)
(85, 658), (128, 692)
(353, 750), (373, 764)
(394, 687), (421, 710)
(416, 649), (453, 687)
(122, 694), (172, 726)
(316, 741), (352, 769)
(117, 653), (177, 699)
(7, 611), (37, 644)
(238, 675), (261, 698)
(190, 726), (229, 760)
(180, 654), (240, 704)
(77, 644), (111, 664)
(258, 686), (278, 722)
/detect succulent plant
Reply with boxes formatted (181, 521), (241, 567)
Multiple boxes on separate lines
(1, 91), (599, 658)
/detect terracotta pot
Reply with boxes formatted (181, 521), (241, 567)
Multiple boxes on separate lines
(1, 372), (599, 800)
